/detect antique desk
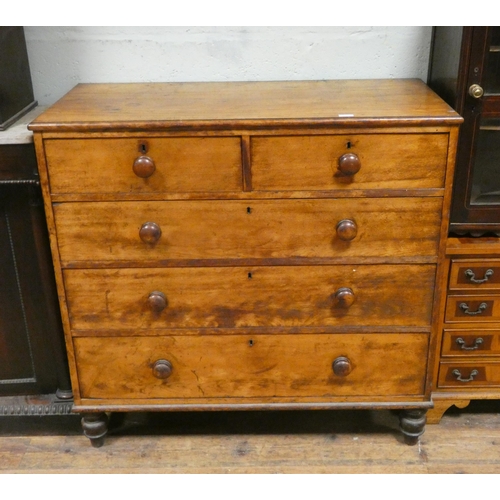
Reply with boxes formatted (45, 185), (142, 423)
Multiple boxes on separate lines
(29, 80), (462, 446)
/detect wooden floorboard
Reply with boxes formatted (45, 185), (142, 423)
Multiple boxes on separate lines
(1, 400), (500, 473)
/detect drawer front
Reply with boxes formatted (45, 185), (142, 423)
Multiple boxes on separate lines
(53, 198), (442, 265)
(449, 260), (500, 291)
(438, 361), (500, 389)
(44, 137), (242, 194)
(251, 133), (448, 191)
(64, 265), (436, 331)
(445, 295), (500, 323)
(441, 330), (500, 356)
(74, 333), (428, 399)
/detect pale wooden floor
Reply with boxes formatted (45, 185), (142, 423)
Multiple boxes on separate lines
(1, 401), (500, 473)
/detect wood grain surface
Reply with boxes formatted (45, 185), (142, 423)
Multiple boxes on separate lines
(44, 136), (242, 194)
(53, 198), (443, 265)
(251, 133), (448, 191)
(28, 80), (462, 132)
(73, 333), (428, 400)
(63, 264), (436, 330)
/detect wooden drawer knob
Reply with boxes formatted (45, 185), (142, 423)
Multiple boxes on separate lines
(133, 155), (156, 178)
(148, 291), (167, 313)
(336, 219), (357, 241)
(338, 153), (361, 176)
(334, 287), (355, 308)
(152, 359), (173, 379)
(332, 356), (352, 377)
(139, 222), (161, 244)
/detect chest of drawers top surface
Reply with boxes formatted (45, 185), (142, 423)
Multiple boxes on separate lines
(29, 79), (460, 132)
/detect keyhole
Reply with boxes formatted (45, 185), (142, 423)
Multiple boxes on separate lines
(139, 142), (148, 154)
(346, 141), (352, 149)
(247, 207), (252, 214)
(248, 272), (253, 279)
(248, 339), (254, 347)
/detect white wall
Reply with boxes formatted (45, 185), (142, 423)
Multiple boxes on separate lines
(24, 27), (433, 106)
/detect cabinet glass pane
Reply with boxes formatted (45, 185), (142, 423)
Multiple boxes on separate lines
(470, 119), (500, 205)
(484, 27), (500, 95)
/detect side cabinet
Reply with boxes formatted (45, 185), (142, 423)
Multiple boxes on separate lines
(0, 109), (72, 415)
(428, 27), (500, 421)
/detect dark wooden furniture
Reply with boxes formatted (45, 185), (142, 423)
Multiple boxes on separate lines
(428, 26), (500, 236)
(0, 108), (72, 416)
(29, 80), (461, 446)
(427, 27), (500, 422)
(0, 27), (37, 130)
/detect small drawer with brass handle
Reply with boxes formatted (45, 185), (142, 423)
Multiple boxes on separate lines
(449, 261), (500, 291)
(441, 330), (499, 356)
(445, 296), (497, 323)
(437, 362), (500, 388)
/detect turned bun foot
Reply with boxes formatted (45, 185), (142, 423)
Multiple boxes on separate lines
(399, 409), (427, 445)
(81, 412), (109, 448)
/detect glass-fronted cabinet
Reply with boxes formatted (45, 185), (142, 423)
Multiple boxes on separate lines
(428, 27), (500, 236)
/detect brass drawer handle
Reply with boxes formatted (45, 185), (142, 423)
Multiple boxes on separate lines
(455, 337), (484, 351)
(459, 302), (488, 315)
(464, 268), (494, 284)
(452, 368), (479, 383)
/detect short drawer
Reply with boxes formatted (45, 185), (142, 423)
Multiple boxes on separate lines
(445, 295), (500, 323)
(44, 137), (242, 194)
(449, 260), (500, 291)
(441, 330), (500, 356)
(438, 361), (500, 389)
(73, 333), (428, 399)
(251, 133), (448, 191)
(53, 197), (442, 265)
(64, 264), (436, 331)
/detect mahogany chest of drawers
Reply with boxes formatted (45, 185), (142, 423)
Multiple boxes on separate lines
(29, 80), (462, 446)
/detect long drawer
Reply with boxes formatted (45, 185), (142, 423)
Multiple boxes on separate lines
(64, 264), (436, 331)
(251, 133), (448, 191)
(74, 333), (428, 399)
(44, 137), (243, 194)
(53, 198), (443, 265)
